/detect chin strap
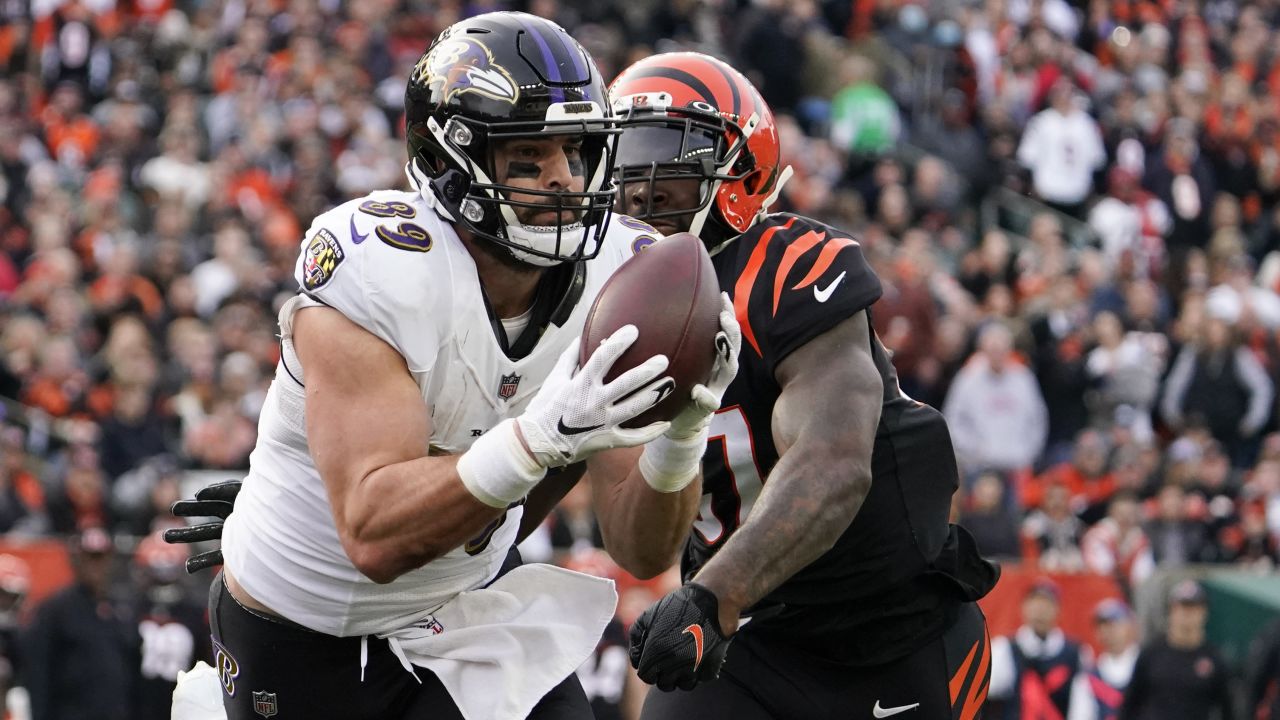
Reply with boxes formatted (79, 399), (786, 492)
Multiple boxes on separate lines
(759, 164), (794, 217)
(404, 160), (457, 222)
(706, 164), (795, 258)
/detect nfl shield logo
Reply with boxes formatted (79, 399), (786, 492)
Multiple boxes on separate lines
(497, 373), (521, 401)
(252, 691), (278, 718)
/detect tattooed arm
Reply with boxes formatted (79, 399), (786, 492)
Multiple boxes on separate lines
(692, 311), (883, 634)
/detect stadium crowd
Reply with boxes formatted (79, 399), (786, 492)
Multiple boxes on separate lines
(1, 0), (1280, 717)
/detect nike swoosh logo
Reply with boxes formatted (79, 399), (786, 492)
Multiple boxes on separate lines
(650, 378), (676, 406)
(813, 270), (846, 303)
(350, 216), (369, 244)
(557, 417), (604, 436)
(872, 700), (920, 718)
(682, 624), (705, 670)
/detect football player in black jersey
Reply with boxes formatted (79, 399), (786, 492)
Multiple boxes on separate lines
(611, 53), (1000, 719)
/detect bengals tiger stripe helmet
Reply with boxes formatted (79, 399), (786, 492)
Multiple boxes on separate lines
(610, 52), (792, 249)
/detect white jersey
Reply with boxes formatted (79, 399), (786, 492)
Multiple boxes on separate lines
(221, 189), (659, 637)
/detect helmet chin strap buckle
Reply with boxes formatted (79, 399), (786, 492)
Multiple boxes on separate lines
(405, 160), (458, 222)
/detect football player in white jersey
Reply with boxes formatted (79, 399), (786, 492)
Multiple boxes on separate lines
(165, 12), (739, 720)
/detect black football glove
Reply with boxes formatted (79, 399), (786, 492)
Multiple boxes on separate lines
(163, 480), (241, 574)
(629, 582), (732, 691)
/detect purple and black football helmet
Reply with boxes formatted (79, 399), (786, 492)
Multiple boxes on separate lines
(404, 12), (619, 266)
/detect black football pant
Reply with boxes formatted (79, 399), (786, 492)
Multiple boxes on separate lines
(208, 572), (593, 720)
(641, 601), (990, 720)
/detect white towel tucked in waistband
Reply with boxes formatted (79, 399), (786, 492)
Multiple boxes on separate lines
(366, 563), (617, 720)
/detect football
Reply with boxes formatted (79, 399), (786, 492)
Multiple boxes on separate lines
(581, 232), (722, 428)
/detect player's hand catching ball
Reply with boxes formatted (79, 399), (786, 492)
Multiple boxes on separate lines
(629, 582), (733, 691)
(456, 324), (673, 509)
(518, 324), (673, 468)
(664, 293), (740, 441)
(638, 293), (740, 493)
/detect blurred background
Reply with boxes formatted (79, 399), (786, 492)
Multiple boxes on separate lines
(1, 0), (1280, 718)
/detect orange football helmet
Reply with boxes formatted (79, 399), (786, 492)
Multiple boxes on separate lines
(610, 52), (791, 246)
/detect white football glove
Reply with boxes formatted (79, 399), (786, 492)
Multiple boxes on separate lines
(457, 325), (673, 508)
(639, 293), (742, 492)
(666, 293), (741, 441)
(518, 324), (674, 467)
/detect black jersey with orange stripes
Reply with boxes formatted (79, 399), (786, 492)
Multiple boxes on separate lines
(684, 213), (999, 667)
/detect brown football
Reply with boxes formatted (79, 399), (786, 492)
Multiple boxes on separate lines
(581, 232), (722, 428)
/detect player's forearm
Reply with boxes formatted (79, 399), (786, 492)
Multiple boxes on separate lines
(597, 467), (701, 579)
(338, 455), (505, 583)
(693, 448), (871, 631)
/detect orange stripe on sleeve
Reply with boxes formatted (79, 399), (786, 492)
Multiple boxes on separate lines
(771, 230), (824, 315)
(734, 219), (795, 356)
(962, 681), (990, 720)
(959, 629), (992, 720)
(949, 639), (980, 705)
(790, 236), (858, 291)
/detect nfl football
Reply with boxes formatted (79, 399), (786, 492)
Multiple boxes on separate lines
(581, 232), (721, 428)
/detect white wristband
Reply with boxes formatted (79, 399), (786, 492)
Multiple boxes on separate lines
(638, 429), (708, 493)
(456, 419), (547, 508)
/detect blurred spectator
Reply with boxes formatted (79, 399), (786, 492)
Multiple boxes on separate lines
(132, 531), (209, 720)
(1251, 458), (1280, 542)
(829, 55), (901, 163)
(944, 323), (1049, 477)
(1016, 213), (1072, 309)
(1160, 316), (1273, 466)
(1082, 493), (1155, 594)
(1247, 618), (1280, 720)
(1145, 483), (1216, 568)
(1120, 580), (1234, 720)
(21, 528), (138, 720)
(138, 127), (211, 212)
(563, 550), (630, 720)
(546, 479), (604, 565)
(1217, 500), (1280, 569)
(1017, 77), (1106, 218)
(1027, 430), (1116, 514)
(989, 579), (1094, 719)
(1144, 118), (1218, 286)
(1083, 599), (1140, 720)
(959, 470), (1022, 560)
(960, 230), (1018, 306)
(734, 0), (808, 115)
(1088, 167), (1170, 279)
(1205, 254), (1280, 330)
(1085, 311), (1166, 439)
(1023, 481), (1086, 572)
(1029, 272), (1092, 461)
(0, 426), (44, 535)
(46, 441), (110, 534)
(868, 238), (938, 397)
(190, 223), (251, 319)
(910, 89), (988, 197)
(20, 336), (89, 419)
(111, 456), (182, 537)
(576, 615), (629, 720)
(0, 554), (29, 701)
